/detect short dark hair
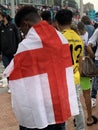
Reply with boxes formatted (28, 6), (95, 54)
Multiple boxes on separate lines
(41, 10), (52, 24)
(77, 21), (86, 35)
(15, 6), (40, 27)
(77, 21), (85, 30)
(81, 16), (91, 25)
(41, 11), (51, 21)
(55, 9), (73, 25)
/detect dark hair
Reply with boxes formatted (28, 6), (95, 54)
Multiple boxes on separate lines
(81, 16), (91, 25)
(0, 11), (5, 18)
(0, 11), (12, 22)
(41, 11), (51, 20)
(77, 21), (86, 35)
(55, 9), (73, 25)
(15, 6), (40, 27)
(41, 11), (52, 24)
(94, 22), (98, 29)
(77, 21), (85, 30)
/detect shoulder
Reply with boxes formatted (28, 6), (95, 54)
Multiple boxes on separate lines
(15, 39), (30, 54)
(56, 30), (68, 44)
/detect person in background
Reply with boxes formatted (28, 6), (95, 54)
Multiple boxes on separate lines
(3, 6), (79, 130)
(77, 21), (98, 126)
(40, 10), (57, 29)
(55, 9), (85, 130)
(41, 10), (52, 24)
(70, 23), (79, 35)
(81, 16), (95, 39)
(81, 16), (96, 54)
(87, 27), (98, 108)
(94, 21), (98, 29)
(0, 12), (21, 93)
(81, 16), (98, 108)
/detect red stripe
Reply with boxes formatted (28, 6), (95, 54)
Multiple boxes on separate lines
(33, 21), (72, 122)
(10, 21), (72, 122)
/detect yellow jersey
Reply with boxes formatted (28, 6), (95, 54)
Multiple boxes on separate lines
(62, 29), (84, 85)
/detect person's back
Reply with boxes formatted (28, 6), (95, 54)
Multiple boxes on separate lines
(55, 9), (84, 85)
(85, 24), (95, 39)
(77, 21), (89, 55)
(3, 6), (79, 130)
(41, 10), (52, 24)
(77, 21), (98, 126)
(88, 28), (98, 108)
(62, 29), (83, 84)
(81, 16), (97, 60)
(81, 16), (95, 39)
(55, 9), (85, 130)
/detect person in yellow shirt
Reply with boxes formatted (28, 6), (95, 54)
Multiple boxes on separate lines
(55, 9), (85, 130)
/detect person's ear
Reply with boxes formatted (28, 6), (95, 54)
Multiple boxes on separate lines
(24, 20), (32, 28)
(23, 21), (29, 28)
(20, 21), (30, 36)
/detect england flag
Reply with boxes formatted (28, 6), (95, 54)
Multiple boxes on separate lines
(3, 21), (79, 129)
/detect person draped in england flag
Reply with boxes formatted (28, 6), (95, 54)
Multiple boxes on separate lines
(3, 6), (79, 130)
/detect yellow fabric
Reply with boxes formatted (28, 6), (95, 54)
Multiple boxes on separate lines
(62, 29), (84, 84)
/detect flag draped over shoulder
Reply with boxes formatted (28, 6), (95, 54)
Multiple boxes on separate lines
(4, 21), (79, 129)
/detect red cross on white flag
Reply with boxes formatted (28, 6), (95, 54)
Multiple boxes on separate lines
(4, 21), (79, 129)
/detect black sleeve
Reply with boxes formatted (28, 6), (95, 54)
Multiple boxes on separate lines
(12, 23), (22, 45)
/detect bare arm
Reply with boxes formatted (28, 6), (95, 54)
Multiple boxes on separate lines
(86, 45), (95, 59)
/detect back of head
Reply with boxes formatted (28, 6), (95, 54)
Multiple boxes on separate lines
(71, 24), (79, 34)
(41, 10), (52, 24)
(55, 9), (73, 26)
(77, 21), (86, 35)
(15, 5), (41, 27)
(77, 21), (85, 30)
(81, 16), (91, 25)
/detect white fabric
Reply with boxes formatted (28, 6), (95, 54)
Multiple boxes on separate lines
(88, 28), (98, 60)
(3, 25), (79, 129)
(16, 28), (43, 54)
(66, 67), (79, 115)
(56, 30), (69, 44)
(10, 74), (55, 128)
(80, 31), (88, 46)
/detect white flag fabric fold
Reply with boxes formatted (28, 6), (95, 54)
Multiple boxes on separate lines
(3, 21), (79, 129)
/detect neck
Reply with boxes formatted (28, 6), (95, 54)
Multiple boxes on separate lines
(28, 19), (41, 27)
(4, 19), (8, 25)
(59, 25), (71, 32)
